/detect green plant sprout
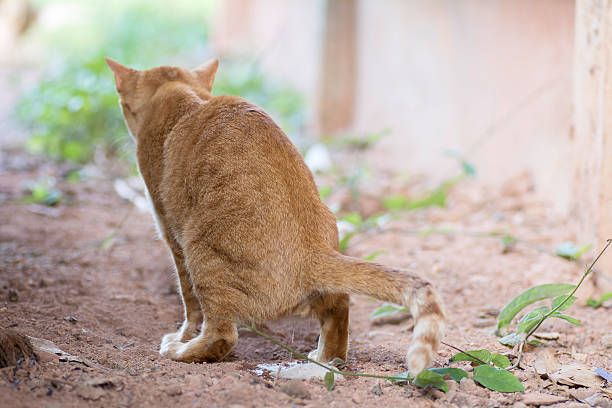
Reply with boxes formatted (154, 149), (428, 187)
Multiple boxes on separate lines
(22, 177), (62, 206)
(586, 292), (612, 308)
(381, 153), (475, 212)
(337, 212), (390, 252)
(497, 239), (611, 367)
(555, 242), (592, 261)
(382, 180), (453, 212)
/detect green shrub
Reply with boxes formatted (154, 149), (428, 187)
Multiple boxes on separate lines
(17, 0), (304, 164)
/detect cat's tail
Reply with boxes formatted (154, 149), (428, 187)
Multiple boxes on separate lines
(313, 251), (445, 374)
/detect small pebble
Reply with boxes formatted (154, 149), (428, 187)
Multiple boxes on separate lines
(601, 334), (612, 348)
(278, 380), (311, 400)
(64, 316), (78, 324)
(472, 317), (496, 328)
(164, 385), (182, 396)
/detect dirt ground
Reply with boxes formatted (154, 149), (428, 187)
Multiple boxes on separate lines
(1, 146), (611, 408)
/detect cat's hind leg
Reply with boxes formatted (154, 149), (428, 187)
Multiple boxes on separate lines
(308, 293), (350, 363)
(160, 239), (203, 353)
(160, 318), (237, 363)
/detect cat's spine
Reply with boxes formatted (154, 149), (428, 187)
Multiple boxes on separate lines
(313, 252), (445, 374)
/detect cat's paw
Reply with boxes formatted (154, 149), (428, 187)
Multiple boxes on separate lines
(160, 331), (181, 349)
(307, 348), (321, 361)
(159, 338), (183, 358)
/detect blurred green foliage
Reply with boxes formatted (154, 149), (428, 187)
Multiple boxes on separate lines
(23, 177), (62, 206)
(17, 0), (305, 164)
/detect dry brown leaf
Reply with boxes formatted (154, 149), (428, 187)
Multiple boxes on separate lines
(521, 392), (567, 406)
(533, 332), (560, 341)
(548, 363), (604, 389)
(28, 336), (97, 368)
(534, 349), (560, 377)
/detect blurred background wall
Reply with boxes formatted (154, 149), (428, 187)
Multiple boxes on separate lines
(211, 0), (575, 213)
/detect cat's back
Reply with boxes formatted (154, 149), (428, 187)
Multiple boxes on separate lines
(165, 95), (314, 191)
(161, 94), (334, 248)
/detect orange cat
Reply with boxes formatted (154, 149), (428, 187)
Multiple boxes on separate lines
(106, 57), (445, 374)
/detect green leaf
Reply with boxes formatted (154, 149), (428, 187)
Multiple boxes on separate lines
(382, 195), (409, 210)
(586, 292), (612, 308)
(341, 212), (363, 227)
(406, 188), (447, 210)
(550, 312), (581, 326)
(555, 242), (592, 261)
(382, 184), (449, 212)
(498, 332), (525, 347)
(65, 169), (83, 183)
(452, 349), (492, 365)
(338, 231), (355, 252)
(413, 370), (448, 392)
(451, 349), (509, 368)
(461, 160), (477, 177)
(318, 185), (332, 200)
(370, 303), (407, 319)
(491, 354), (512, 369)
(429, 368), (468, 383)
(324, 371), (335, 391)
(99, 235), (116, 252)
(364, 250), (385, 261)
(516, 306), (549, 334)
(443, 150), (476, 177)
(388, 370), (412, 384)
(551, 295), (576, 311)
(496, 283), (575, 335)
(24, 178), (63, 207)
(473, 365), (524, 393)
(501, 235), (517, 252)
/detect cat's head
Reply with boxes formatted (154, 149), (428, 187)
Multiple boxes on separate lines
(106, 58), (219, 138)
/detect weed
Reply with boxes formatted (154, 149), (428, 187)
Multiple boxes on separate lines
(381, 153), (475, 212)
(496, 240), (611, 366)
(368, 240), (611, 393)
(586, 292), (612, 308)
(22, 177), (62, 206)
(555, 242), (592, 261)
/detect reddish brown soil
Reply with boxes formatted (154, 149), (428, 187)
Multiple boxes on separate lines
(0, 148), (610, 408)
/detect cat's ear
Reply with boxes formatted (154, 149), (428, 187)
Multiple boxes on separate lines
(193, 59), (219, 91)
(105, 57), (137, 93)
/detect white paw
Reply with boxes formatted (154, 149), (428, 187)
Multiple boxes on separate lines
(159, 337), (183, 358)
(160, 331), (180, 348)
(308, 349), (320, 361)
